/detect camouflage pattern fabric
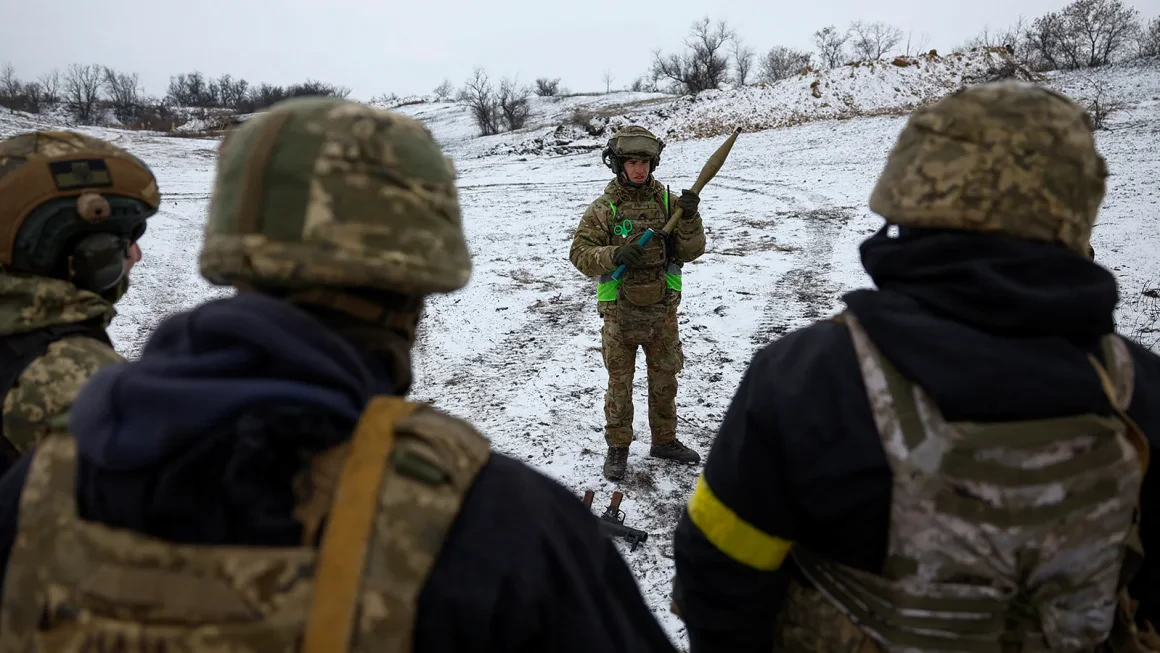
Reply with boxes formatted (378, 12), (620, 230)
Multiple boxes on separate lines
(601, 302), (684, 448)
(774, 578), (882, 653)
(0, 272), (119, 451)
(0, 403), (491, 653)
(781, 311), (1146, 652)
(869, 81), (1107, 256)
(199, 96), (471, 296)
(0, 130), (160, 267)
(571, 177), (703, 447)
(569, 178), (706, 311)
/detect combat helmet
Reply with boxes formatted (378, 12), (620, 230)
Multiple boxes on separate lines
(869, 80), (1107, 255)
(0, 131), (160, 295)
(199, 96), (471, 297)
(602, 125), (665, 179)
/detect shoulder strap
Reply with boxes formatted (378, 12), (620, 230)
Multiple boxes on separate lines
(1089, 335), (1149, 476)
(840, 311), (927, 467)
(0, 322), (110, 458)
(607, 199), (617, 220)
(302, 395), (418, 653)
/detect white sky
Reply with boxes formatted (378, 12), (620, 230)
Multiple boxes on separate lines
(2, 0), (1154, 100)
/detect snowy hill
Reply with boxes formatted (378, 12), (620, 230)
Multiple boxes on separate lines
(1, 54), (1158, 650)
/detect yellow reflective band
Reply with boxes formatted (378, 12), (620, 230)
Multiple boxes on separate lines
(687, 474), (793, 571)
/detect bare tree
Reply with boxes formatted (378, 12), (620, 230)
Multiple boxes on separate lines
(63, 63), (103, 123)
(534, 77), (561, 96)
(759, 46), (813, 82)
(497, 77), (531, 130)
(458, 67), (500, 136)
(433, 78), (454, 100)
(102, 67), (143, 122)
(651, 16), (734, 94)
(0, 63), (21, 103)
(1079, 75), (1127, 129)
(1139, 16), (1160, 57)
(849, 20), (904, 60)
(902, 30), (932, 56)
(38, 70), (61, 104)
(602, 69), (615, 93)
(1026, 0), (1142, 70)
(813, 25), (850, 68)
(533, 77), (561, 96)
(732, 40), (755, 86)
(22, 82), (43, 112)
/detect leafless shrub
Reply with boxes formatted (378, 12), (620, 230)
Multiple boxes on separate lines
(433, 79), (454, 100)
(849, 20), (904, 60)
(651, 16), (734, 94)
(1120, 281), (1160, 352)
(534, 77), (561, 96)
(63, 63), (103, 123)
(759, 46), (813, 82)
(497, 77), (531, 130)
(732, 39), (755, 85)
(813, 25), (850, 68)
(458, 67), (501, 136)
(1025, 0), (1142, 70)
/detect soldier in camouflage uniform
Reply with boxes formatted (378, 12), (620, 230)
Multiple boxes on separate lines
(0, 98), (679, 653)
(0, 131), (157, 472)
(570, 126), (706, 481)
(672, 82), (1160, 652)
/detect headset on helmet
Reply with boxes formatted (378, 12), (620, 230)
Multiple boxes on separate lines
(0, 131), (160, 298)
(601, 127), (665, 177)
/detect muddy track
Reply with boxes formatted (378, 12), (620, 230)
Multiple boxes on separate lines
(750, 206), (856, 347)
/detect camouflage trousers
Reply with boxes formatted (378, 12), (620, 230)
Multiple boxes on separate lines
(600, 304), (684, 448)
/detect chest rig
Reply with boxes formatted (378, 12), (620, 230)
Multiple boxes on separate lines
(780, 311), (1149, 653)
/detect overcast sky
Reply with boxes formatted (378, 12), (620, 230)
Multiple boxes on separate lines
(2, 0), (1151, 100)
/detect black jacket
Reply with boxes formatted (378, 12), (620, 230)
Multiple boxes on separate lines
(672, 227), (1160, 652)
(0, 292), (678, 653)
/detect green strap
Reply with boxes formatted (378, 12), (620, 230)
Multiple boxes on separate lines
(607, 200), (617, 220)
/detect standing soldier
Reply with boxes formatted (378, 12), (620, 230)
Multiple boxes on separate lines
(0, 131), (156, 473)
(0, 99), (679, 653)
(570, 126), (706, 481)
(671, 82), (1160, 651)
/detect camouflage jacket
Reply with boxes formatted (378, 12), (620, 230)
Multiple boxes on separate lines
(569, 178), (706, 279)
(0, 272), (121, 452)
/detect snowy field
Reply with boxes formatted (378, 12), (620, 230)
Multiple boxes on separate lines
(1, 55), (1157, 649)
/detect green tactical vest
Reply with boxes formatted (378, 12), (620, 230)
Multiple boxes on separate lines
(778, 312), (1150, 653)
(0, 396), (491, 653)
(595, 190), (683, 303)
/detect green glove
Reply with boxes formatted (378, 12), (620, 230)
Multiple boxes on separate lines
(613, 242), (646, 268)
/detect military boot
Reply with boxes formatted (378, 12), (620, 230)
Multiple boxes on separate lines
(650, 439), (701, 464)
(603, 446), (629, 480)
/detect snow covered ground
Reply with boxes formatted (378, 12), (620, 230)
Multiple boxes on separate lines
(1, 55), (1157, 649)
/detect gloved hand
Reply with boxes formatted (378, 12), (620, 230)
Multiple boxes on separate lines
(677, 189), (699, 217)
(613, 242), (646, 268)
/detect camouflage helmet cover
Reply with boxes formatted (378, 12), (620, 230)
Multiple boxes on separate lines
(868, 81), (1107, 255)
(603, 125), (664, 173)
(0, 131), (160, 268)
(199, 96), (471, 295)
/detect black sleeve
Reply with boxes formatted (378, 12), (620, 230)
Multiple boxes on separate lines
(0, 450), (33, 600)
(414, 453), (678, 653)
(671, 334), (804, 653)
(672, 320), (893, 653)
(1125, 341), (1160, 628)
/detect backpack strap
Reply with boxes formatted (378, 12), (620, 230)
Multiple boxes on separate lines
(302, 395), (418, 653)
(1090, 335), (1148, 475)
(0, 321), (111, 467)
(301, 396), (491, 653)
